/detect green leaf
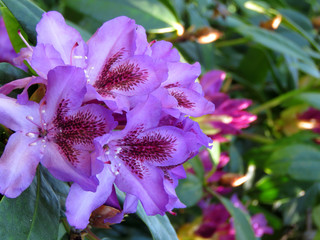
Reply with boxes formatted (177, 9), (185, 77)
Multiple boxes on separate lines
(312, 205), (320, 229)
(188, 156), (204, 180)
(176, 173), (203, 207)
(0, 62), (30, 86)
(237, 25), (312, 64)
(1, 0), (44, 45)
(0, 166), (60, 240)
(294, 92), (320, 109)
(217, 195), (257, 240)
(136, 203), (178, 240)
(0, 7), (29, 52)
(267, 144), (320, 181)
(116, 190), (178, 240)
(66, 0), (180, 32)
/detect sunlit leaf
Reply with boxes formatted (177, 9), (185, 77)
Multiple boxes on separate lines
(1, 0), (44, 45)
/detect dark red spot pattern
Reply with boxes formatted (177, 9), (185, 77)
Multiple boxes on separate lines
(170, 90), (195, 109)
(116, 125), (177, 179)
(52, 99), (108, 165)
(94, 50), (149, 96)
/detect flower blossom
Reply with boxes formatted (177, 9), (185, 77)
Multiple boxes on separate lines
(0, 10), (214, 230)
(199, 70), (257, 142)
(195, 195), (273, 239)
(0, 66), (116, 197)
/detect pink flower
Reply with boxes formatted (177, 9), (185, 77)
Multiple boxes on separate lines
(199, 70), (257, 142)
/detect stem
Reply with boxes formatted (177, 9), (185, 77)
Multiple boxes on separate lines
(61, 219), (70, 234)
(85, 228), (101, 240)
(215, 37), (250, 48)
(250, 87), (307, 114)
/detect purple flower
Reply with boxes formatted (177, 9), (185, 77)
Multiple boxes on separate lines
(65, 97), (208, 228)
(196, 195), (273, 239)
(0, 17), (27, 70)
(0, 66), (116, 197)
(24, 12), (168, 112)
(199, 70), (257, 142)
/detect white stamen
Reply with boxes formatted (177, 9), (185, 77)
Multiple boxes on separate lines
(43, 145), (47, 148)
(26, 115), (34, 121)
(85, 56), (88, 60)
(115, 171), (120, 176)
(26, 132), (36, 138)
(105, 151), (110, 155)
(73, 55), (83, 59)
(41, 110), (46, 113)
(29, 142), (37, 146)
(43, 123), (47, 126)
(116, 147), (122, 154)
(87, 79), (90, 83)
(41, 139), (46, 143)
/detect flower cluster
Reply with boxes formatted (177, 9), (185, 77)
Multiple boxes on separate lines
(0, 12), (214, 228)
(198, 70), (257, 142)
(196, 195), (273, 239)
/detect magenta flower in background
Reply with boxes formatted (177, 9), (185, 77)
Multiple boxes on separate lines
(298, 107), (320, 134)
(0, 17), (27, 70)
(196, 194), (273, 239)
(199, 70), (257, 142)
(0, 66), (116, 197)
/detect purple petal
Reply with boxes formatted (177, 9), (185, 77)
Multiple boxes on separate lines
(0, 77), (34, 95)
(163, 62), (200, 88)
(168, 87), (215, 117)
(0, 94), (40, 132)
(36, 11), (87, 67)
(106, 193), (138, 224)
(114, 160), (169, 215)
(31, 44), (65, 78)
(150, 40), (180, 62)
(0, 132), (41, 197)
(41, 142), (98, 191)
(44, 66), (86, 121)
(116, 126), (190, 167)
(134, 25), (150, 55)
(86, 16), (137, 83)
(200, 70), (226, 97)
(92, 55), (166, 97)
(66, 165), (115, 229)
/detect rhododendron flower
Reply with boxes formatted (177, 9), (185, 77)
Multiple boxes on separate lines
(65, 97), (210, 228)
(196, 195), (273, 239)
(0, 66), (116, 197)
(199, 70), (257, 142)
(0, 17), (27, 70)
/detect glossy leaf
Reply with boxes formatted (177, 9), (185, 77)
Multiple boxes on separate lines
(0, 167), (60, 240)
(66, 0), (180, 31)
(116, 190), (178, 240)
(0, 62), (30, 86)
(267, 144), (320, 181)
(176, 173), (203, 207)
(0, 7), (29, 52)
(217, 194), (257, 240)
(1, 0), (44, 45)
(294, 92), (320, 109)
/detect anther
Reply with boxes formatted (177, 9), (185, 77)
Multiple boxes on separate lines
(73, 55), (83, 59)
(26, 115), (34, 121)
(41, 110), (46, 113)
(41, 139), (46, 143)
(26, 132), (36, 138)
(29, 142), (37, 146)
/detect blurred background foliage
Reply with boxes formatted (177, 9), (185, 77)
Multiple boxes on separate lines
(1, 0), (320, 239)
